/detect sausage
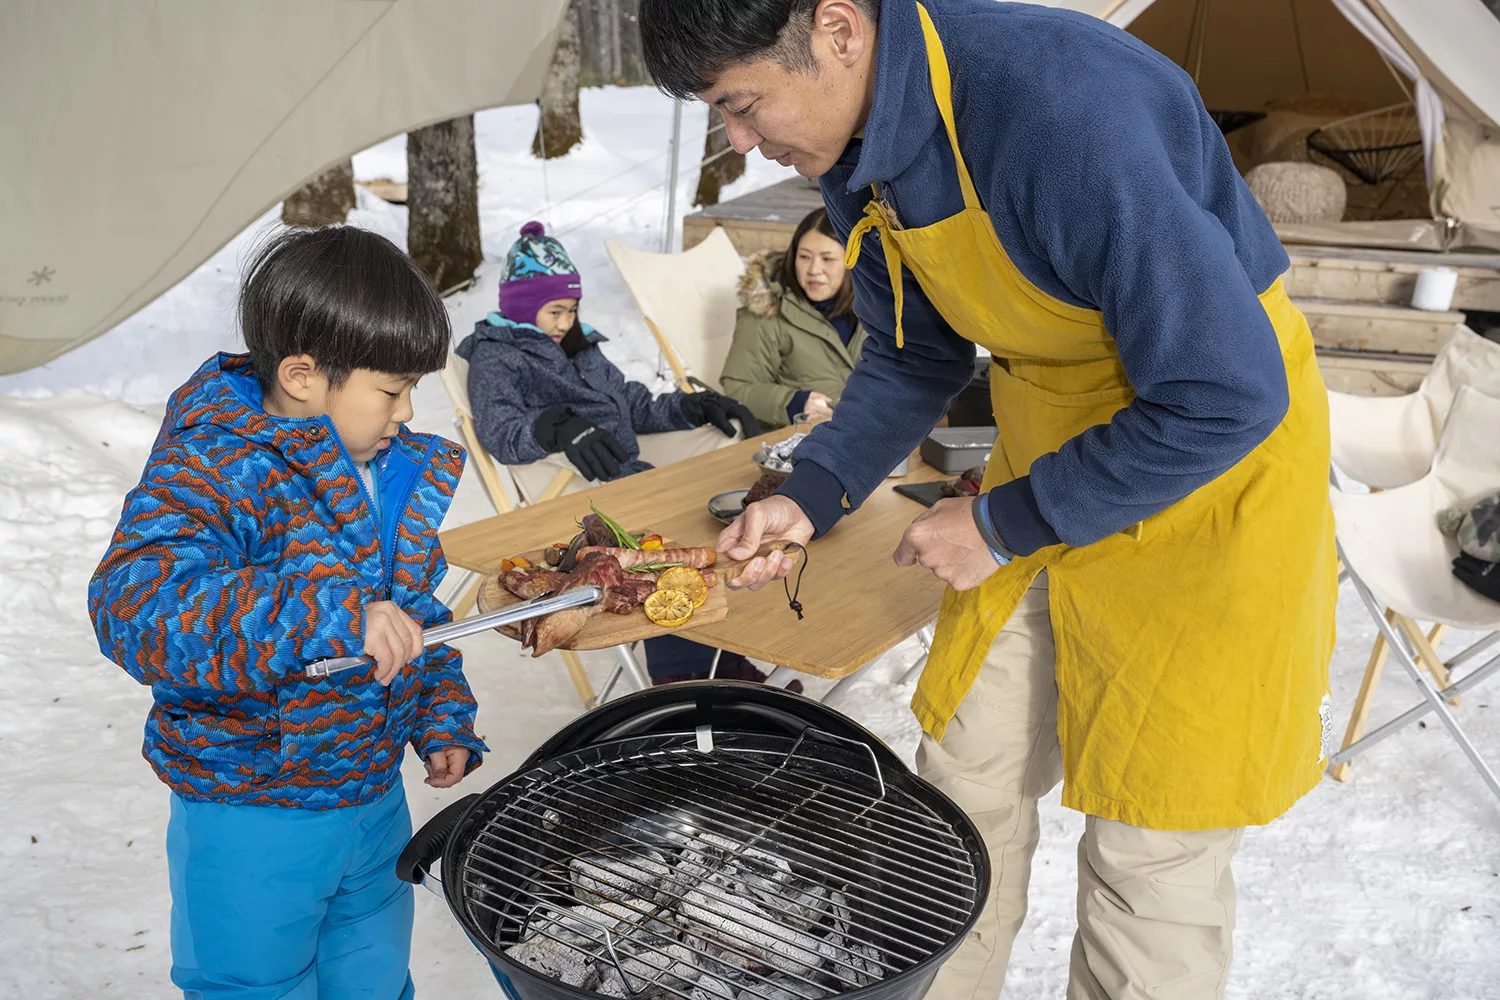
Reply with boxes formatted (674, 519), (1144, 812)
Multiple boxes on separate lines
(577, 546), (717, 569)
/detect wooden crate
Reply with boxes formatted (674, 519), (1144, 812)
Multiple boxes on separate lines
(1316, 348), (1430, 396)
(681, 176), (822, 254)
(1286, 245), (1500, 312)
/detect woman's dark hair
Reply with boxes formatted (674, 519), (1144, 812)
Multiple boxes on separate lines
(238, 225), (450, 391)
(640, 0), (879, 100)
(780, 207), (854, 319)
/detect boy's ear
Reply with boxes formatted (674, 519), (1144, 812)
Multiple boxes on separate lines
(276, 354), (321, 403)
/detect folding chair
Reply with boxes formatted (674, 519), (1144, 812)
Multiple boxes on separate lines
(1328, 325), (1500, 489)
(605, 226), (745, 392)
(1329, 386), (1500, 801)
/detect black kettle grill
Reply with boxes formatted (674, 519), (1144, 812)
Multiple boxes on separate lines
(400, 682), (989, 1000)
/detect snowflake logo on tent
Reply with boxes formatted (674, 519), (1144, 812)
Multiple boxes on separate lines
(28, 266), (55, 286)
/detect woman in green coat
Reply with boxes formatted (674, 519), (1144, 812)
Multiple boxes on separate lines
(720, 207), (867, 429)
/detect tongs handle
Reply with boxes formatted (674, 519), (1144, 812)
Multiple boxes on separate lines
(304, 585), (605, 679)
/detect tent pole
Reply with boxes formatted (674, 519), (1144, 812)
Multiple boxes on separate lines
(662, 100), (683, 252)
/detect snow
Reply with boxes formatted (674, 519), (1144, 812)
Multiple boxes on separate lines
(2, 86), (1497, 1000)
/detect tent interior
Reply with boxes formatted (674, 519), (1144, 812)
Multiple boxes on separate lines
(1059, 0), (1500, 250)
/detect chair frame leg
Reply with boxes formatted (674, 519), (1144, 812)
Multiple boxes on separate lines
(558, 649), (596, 709)
(1331, 611), (1393, 782)
(1345, 570), (1500, 802)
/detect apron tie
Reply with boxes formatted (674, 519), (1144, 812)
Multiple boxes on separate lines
(845, 198), (906, 349)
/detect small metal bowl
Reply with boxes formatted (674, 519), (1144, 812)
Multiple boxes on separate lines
(707, 488), (750, 525)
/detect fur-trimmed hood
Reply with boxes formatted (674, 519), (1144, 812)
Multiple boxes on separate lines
(737, 250), (789, 318)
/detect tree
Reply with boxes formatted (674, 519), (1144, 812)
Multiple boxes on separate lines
(407, 115), (482, 292)
(281, 159), (355, 227)
(693, 108), (746, 208)
(533, 0), (583, 159)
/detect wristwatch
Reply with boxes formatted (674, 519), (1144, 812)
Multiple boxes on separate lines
(972, 491), (1016, 566)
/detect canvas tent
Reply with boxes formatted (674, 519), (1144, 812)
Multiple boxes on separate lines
(1027, 0), (1500, 253)
(0, 0), (569, 376)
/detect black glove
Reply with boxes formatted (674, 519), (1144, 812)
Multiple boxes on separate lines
(532, 406), (629, 482)
(1453, 552), (1500, 603)
(680, 391), (761, 439)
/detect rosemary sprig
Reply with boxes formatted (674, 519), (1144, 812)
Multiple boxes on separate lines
(625, 561), (687, 574)
(589, 502), (641, 550)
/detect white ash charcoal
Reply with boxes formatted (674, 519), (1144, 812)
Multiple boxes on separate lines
(746, 878), (827, 931)
(735, 976), (814, 1000)
(681, 889), (825, 974)
(571, 850), (672, 905)
(595, 944), (701, 998)
(505, 934), (594, 987)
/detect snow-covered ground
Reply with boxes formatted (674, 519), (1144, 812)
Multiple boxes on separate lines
(2, 87), (1497, 1000)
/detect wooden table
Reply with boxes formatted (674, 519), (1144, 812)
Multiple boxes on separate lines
(440, 432), (948, 679)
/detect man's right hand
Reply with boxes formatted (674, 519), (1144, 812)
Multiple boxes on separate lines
(363, 601), (424, 686)
(717, 496), (814, 590)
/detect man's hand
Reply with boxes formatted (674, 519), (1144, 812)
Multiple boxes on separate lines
(893, 497), (1002, 591)
(362, 601), (424, 686)
(717, 496), (814, 590)
(424, 747), (471, 788)
(803, 392), (834, 419)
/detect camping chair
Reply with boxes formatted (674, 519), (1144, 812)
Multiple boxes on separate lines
(1328, 325), (1500, 489)
(1328, 386), (1500, 801)
(436, 353), (601, 709)
(605, 226), (745, 392)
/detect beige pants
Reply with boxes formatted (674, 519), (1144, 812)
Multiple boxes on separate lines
(918, 579), (1244, 1000)
(507, 424), (732, 503)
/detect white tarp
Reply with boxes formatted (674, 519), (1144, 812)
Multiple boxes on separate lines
(0, 0), (568, 375)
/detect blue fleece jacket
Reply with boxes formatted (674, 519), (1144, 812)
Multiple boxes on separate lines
(779, 0), (1291, 555)
(456, 314), (693, 479)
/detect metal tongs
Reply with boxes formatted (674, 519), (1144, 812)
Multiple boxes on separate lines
(303, 586), (605, 679)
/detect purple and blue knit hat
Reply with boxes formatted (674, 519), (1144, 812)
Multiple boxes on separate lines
(498, 221), (582, 326)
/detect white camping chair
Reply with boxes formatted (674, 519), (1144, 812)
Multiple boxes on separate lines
(437, 353), (654, 709)
(605, 227), (745, 392)
(1329, 386), (1500, 801)
(1329, 325), (1500, 489)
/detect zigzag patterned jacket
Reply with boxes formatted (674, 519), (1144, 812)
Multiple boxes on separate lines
(89, 354), (487, 809)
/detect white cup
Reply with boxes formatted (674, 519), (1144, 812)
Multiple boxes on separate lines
(1411, 267), (1458, 312)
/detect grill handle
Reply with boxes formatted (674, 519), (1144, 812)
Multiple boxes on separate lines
(781, 727), (887, 802)
(397, 792), (479, 892)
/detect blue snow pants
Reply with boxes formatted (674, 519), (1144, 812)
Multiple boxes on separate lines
(166, 784), (415, 999)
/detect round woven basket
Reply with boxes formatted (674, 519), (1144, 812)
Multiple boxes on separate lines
(1245, 162), (1347, 225)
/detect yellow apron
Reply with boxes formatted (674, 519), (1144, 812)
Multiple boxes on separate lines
(848, 3), (1338, 830)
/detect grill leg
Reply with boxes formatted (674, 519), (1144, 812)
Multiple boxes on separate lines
(615, 642), (652, 692)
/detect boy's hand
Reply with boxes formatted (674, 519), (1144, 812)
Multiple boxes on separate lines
(425, 747), (471, 788)
(363, 601), (424, 685)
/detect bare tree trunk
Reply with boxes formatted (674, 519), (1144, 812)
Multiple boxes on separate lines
(693, 108), (746, 208)
(407, 115), (482, 292)
(533, 0), (583, 159)
(281, 159), (355, 227)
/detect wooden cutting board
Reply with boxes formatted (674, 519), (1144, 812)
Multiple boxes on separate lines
(476, 550), (730, 651)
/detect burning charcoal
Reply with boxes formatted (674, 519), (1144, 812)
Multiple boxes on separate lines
(745, 876), (827, 931)
(571, 849), (672, 906)
(680, 889), (824, 975)
(506, 934), (594, 987)
(595, 944), (701, 997)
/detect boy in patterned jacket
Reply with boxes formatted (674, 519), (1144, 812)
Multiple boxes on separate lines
(88, 226), (486, 999)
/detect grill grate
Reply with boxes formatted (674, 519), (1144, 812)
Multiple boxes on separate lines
(458, 731), (982, 999)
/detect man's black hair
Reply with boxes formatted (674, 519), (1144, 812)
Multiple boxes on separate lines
(238, 225), (450, 392)
(640, 0), (879, 101)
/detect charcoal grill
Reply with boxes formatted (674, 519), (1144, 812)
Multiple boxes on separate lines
(401, 683), (988, 1000)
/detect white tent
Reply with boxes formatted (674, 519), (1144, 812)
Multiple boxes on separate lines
(0, 0), (569, 376)
(1026, 0), (1500, 252)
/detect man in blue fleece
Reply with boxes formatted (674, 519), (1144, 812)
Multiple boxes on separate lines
(640, 2), (1338, 998)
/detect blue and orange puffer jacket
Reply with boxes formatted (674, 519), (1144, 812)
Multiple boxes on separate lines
(88, 353), (487, 809)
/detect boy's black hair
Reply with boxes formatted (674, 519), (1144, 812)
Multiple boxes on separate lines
(640, 0), (879, 101)
(239, 225), (450, 392)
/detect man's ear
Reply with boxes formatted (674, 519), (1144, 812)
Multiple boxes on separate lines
(276, 354), (321, 403)
(814, 0), (871, 68)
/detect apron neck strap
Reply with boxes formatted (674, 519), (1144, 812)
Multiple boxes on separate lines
(916, 2), (982, 212)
